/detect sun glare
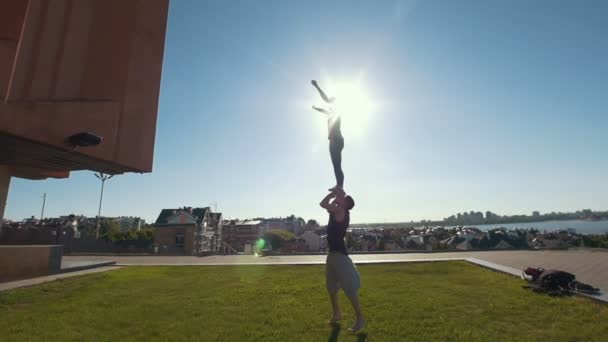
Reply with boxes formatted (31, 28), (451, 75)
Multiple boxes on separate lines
(317, 81), (375, 139)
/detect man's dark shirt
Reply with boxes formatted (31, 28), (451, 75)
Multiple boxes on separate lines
(327, 210), (349, 255)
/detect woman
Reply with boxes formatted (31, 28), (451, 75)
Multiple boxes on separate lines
(311, 80), (344, 192)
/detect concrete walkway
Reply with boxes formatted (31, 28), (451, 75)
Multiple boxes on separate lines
(0, 266), (120, 292)
(61, 260), (116, 272)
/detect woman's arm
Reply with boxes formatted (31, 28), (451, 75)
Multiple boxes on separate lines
(312, 106), (330, 115)
(311, 80), (335, 104)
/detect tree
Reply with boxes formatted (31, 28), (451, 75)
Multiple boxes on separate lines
(100, 219), (120, 242)
(125, 229), (138, 241)
(137, 228), (155, 241)
(307, 219), (319, 226)
(262, 229), (296, 250)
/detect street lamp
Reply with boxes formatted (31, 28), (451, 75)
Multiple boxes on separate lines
(39, 192), (46, 226)
(94, 172), (114, 239)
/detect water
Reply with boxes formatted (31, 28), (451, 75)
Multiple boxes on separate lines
(468, 220), (608, 235)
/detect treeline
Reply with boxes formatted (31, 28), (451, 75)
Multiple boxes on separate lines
(582, 234), (608, 249)
(79, 219), (155, 242)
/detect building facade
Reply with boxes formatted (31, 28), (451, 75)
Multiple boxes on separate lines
(222, 219), (263, 253)
(260, 216), (304, 236)
(298, 231), (322, 252)
(154, 207), (213, 255)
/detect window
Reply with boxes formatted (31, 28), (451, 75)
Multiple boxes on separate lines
(175, 234), (185, 248)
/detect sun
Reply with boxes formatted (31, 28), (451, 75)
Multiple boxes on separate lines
(324, 81), (374, 138)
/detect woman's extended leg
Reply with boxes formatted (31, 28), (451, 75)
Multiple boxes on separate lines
(329, 138), (344, 188)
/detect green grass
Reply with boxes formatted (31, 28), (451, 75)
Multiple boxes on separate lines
(1, 261), (606, 341)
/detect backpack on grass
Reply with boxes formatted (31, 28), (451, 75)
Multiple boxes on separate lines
(522, 268), (575, 296)
(522, 267), (601, 296)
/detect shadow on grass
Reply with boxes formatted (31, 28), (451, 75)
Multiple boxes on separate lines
(328, 323), (340, 342)
(327, 323), (367, 342)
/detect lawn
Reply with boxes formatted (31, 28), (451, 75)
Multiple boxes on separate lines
(1, 261), (606, 341)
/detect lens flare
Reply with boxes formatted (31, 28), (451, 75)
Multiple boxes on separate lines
(255, 238), (266, 252)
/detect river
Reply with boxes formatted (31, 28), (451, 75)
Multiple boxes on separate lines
(466, 220), (608, 234)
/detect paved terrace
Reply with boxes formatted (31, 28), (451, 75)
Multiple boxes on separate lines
(65, 249), (608, 295)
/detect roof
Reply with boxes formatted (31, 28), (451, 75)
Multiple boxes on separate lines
(209, 212), (222, 226)
(456, 240), (473, 250)
(441, 235), (464, 246)
(235, 220), (262, 226)
(155, 207), (210, 225)
(299, 231), (320, 238)
(494, 240), (514, 249)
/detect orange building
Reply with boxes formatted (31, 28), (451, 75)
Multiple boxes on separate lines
(0, 0), (169, 224)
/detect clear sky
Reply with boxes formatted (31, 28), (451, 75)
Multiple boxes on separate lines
(5, 0), (608, 224)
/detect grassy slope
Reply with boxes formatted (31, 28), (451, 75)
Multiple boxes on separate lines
(1, 261), (606, 341)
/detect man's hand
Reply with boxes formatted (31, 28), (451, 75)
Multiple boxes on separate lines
(333, 187), (345, 199)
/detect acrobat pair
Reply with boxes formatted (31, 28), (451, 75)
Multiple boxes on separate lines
(312, 81), (364, 333)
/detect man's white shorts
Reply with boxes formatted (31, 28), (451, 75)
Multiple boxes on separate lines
(325, 251), (361, 297)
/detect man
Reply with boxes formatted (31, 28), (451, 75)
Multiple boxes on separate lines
(320, 188), (364, 332)
(312, 80), (344, 192)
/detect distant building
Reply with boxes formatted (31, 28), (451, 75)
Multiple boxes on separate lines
(209, 212), (223, 254)
(494, 240), (514, 249)
(222, 219), (263, 252)
(154, 207), (212, 255)
(281, 238), (306, 253)
(403, 235), (425, 250)
(260, 216), (304, 235)
(299, 231), (322, 252)
(456, 240), (473, 250)
(383, 240), (401, 251)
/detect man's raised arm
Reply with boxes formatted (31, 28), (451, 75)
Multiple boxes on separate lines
(320, 191), (336, 210)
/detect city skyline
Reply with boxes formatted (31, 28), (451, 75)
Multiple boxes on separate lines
(4, 193), (606, 227)
(5, 0), (608, 224)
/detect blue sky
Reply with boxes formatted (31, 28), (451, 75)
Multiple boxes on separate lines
(6, 0), (608, 224)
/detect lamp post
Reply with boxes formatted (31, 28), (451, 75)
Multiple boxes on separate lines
(40, 192), (46, 226)
(94, 172), (114, 239)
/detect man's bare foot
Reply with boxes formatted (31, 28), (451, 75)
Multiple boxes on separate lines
(327, 314), (342, 325)
(348, 317), (365, 332)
